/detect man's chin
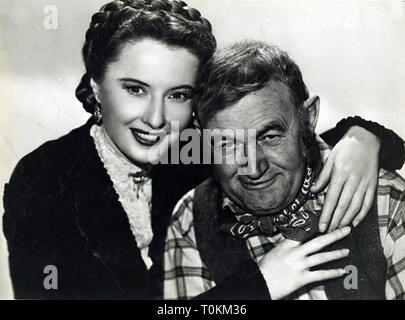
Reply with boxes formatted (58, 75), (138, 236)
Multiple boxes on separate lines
(238, 199), (287, 216)
(236, 188), (286, 213)
(247, 207), (284, 216)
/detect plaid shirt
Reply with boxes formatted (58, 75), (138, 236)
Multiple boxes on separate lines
(164, 137), (405, 300)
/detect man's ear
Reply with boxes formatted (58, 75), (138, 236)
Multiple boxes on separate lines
(303, 96), (320, 131)
(90, 78), (101, 103)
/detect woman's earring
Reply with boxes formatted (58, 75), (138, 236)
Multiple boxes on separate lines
(94, 103), (102, 124)
(192, 112), (201, 130)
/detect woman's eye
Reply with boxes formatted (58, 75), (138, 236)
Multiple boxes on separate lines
(125, 85), (146, 96)
(168, 92), (192, 103)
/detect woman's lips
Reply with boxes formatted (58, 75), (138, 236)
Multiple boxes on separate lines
(130, 128), (162, 147)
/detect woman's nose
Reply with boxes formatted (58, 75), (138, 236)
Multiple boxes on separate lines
(143, 97), (166, 129)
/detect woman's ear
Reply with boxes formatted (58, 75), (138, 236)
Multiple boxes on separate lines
(90, 78), (101, 103)
(303, 96), (320, 131)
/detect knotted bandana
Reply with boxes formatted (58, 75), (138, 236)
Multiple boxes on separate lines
(220, 166), (321, 242)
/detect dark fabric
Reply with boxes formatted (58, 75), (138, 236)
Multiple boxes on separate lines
(193, 178), (387, 300)
(320, 116), (405, 171)
(312, 199), (387, 300)
(194, 259), (271, 300)
(2, 118), (209, 299)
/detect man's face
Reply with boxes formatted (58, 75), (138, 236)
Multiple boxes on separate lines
(207, 81), (308, 215)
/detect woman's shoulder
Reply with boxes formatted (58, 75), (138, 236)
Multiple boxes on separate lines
(7, 119), (95, 192)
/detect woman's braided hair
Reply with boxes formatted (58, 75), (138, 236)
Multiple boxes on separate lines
(75, 0), (216, 114)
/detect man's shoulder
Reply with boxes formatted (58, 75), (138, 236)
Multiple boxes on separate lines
(378, 169), (405, 198)
(170, 178), (219, 232)
(169, 188), (196, 233)
(172, 178), (217, 215)
(173, 188), (196, 215)
(376, 169), (405, 229)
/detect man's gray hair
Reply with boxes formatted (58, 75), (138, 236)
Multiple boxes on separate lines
(194, 40), (309, 127)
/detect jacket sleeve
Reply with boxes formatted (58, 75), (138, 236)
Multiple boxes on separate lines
(2, 157), (63, 299)
(321, 116), (405, 171)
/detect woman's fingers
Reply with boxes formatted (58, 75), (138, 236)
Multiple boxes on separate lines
(338, 181), (368, 227)
(327, 177), (360, 231)
(305, 249), (349, 269)
(300, 227), (351, 256)
(306, 268), (346, 283)
(311, 154), (333, 194)
(318, 174), (344, 232)
(352, 183), (376, 227)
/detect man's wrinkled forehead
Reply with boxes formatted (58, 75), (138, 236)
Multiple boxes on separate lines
(207, 81), (296, 131)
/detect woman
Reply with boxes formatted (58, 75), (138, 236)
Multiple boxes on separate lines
(2, 0), (404, 299)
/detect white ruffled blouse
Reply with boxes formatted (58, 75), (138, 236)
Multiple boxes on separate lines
(90, 124), (153, 270)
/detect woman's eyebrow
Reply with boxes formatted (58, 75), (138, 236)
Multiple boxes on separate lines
(118, 78), (150, 87)
(170, 85), (195, 92)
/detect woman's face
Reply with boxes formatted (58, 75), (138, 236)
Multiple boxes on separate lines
(91, 39), (200, 166)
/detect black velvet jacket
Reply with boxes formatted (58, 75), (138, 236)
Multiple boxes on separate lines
(3, 118), (404, 299)
(2, 119), (207, 299)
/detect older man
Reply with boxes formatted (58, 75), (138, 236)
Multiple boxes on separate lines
(164, 41), (405, 300)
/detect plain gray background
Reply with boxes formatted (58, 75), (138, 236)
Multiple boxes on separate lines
(1, 0), (404, 299)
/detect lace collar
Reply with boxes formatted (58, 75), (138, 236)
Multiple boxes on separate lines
(90, 124), (153, 251)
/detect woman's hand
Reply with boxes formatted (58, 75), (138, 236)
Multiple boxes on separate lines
(258, 227), (351, 300)
(312, 126), (380, 232)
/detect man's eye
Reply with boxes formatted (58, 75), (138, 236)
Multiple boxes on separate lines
(212, 140), (236, 154)
(125, 85), (146, 95)
(221, 141), (235, 151)
(262, 134), (280, 142)
(168, 92), (192, 103)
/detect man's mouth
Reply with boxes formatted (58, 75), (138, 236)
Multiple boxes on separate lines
(240, 175), (278, 190)
(130, 128), (162, 147)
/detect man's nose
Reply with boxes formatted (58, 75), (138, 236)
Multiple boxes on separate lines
(244, 144), (269, 180)
(143, 96), (166, 129)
